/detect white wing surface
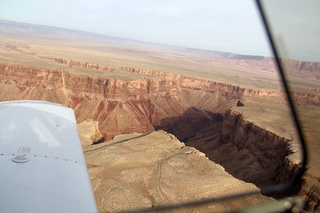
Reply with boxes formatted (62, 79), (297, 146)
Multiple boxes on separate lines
(0, 100), (97, 213)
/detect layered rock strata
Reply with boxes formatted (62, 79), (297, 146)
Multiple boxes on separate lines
(221, 109), (301, 186)
(212, 55), (320, 81)
(187, 107), (320, 211)
(0, 62), (244, 142)
(1, 62), (318, 210)
(51, 56), (320, 81)
(0, 62), (309, 185)
(187, 109), (301, 187)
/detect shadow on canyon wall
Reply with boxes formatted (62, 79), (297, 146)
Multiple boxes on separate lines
(155, 107), (223, 142)
(155, 107), (300, 195)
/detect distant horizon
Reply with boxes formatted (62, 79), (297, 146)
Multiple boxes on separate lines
(0, 18), (270, 57)
(0, 18), (272, 58)
(1, 1), (319, 62)
(0, 0), (274, 57)
(2, 18), (320, 64)
(1, 5), (320, 64)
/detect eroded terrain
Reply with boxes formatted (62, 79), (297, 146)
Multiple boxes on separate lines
(1, 20), (320, 211)
(84, 131), (273, 212)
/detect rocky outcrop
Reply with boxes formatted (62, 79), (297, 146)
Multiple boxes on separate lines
(280, 59), (320, 80)
(221, 109), (301, 186)
(84, 130), (274, 212)
(213, 55), (320, 81)
(243, 89), (320, 107)
(77, 119), (104, 146)
(53, 58), (116, 71)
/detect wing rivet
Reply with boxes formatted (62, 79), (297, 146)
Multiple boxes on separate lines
(12, 155), (29, 163)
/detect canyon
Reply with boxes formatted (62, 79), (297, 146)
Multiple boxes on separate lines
(1, 62), (320, 141)
(1, 19), (320, 211)
(1, 61), (319, 211)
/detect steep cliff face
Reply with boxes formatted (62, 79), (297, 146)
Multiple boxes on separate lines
(0, 63), (240, 141)
(243, 89), (320, 107)
(212, 55), (320, 81)
(220, 109), (301, 187)
(49, 58), (320, 106)
(188, 103), (319, 211)
(188, 109), (300, 188)
(52, 56), (320, 81)
(1, 62), (319, 142)
(53, 58), (116, 71)
(281, 59), (320, 80)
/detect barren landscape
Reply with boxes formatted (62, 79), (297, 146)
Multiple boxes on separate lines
(1, 20), (320, 211)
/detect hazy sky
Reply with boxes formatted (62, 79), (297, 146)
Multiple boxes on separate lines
(0, 0), (319, 61)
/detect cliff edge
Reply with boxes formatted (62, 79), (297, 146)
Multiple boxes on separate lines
(84, 131), (273, 212)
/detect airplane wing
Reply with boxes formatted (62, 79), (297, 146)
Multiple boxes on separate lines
(0, 100), (97, 213)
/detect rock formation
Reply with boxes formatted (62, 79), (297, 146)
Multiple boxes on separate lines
(84, 130), (274, 212)
(77, 119), (104, 146)
(212, 54), (320, 81)
(188, 108), (301, 187)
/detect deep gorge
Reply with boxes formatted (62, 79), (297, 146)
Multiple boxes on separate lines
(0, 62), (316, 209)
